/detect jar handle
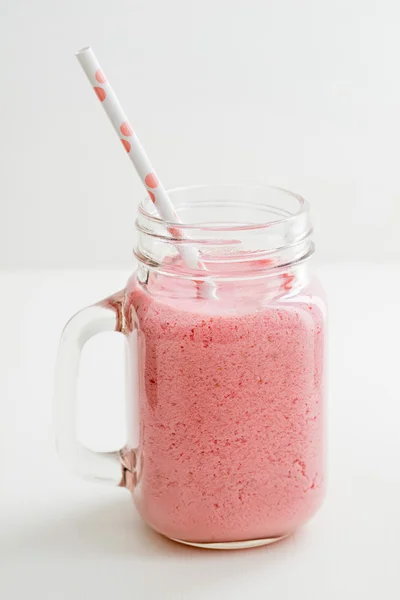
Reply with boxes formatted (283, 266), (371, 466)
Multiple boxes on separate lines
(54, 291), (127, 486)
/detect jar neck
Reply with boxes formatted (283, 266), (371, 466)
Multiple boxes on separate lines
(137, 259), (311, 303)
(134, 184), (314, 299)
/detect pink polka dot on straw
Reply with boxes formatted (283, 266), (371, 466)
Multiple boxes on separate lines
(94, 86), (106, 101)
(169, 226), (181, 239)
(147, 191), (156, 202)
(282, 272), (295, 290)
(121, 139), (131, 152)
(95, 69), (106, 83)
(120, 121), (133, 136)
(145, 173), (158, 189)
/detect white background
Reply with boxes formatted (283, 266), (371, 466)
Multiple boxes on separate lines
(1, 2), (400, 599)
(1, 0), (400, 268)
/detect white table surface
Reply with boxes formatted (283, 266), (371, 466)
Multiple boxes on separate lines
(1, 265), (399, 599)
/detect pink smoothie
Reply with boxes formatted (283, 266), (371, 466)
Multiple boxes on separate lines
(126, 275), (325, 543)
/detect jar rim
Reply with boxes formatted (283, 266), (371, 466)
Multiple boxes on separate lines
(137, 183), (308, 233)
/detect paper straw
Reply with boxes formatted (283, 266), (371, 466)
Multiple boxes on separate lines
(75, 47), (215, 298)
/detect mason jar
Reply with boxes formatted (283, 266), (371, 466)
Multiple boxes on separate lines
(55, 184), (326, 549)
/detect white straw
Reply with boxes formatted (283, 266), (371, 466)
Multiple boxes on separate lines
(75, 46), (215, 298)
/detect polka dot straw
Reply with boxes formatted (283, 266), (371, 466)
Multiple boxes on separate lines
(75, 47), (215, 298)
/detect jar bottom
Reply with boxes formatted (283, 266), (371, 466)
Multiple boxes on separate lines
(169, 533), (290, 550)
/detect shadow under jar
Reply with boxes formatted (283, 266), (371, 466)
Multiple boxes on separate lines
(55, 184), (326, 550)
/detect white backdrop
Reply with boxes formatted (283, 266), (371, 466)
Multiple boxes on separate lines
(1, 0), (400, 268)
(2, 4), (400, 596)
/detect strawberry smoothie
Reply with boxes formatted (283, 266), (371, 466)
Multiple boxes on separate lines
(125, 273), (325, 544)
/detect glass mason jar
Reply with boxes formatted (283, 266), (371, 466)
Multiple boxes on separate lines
(54, 184), (326, 550)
